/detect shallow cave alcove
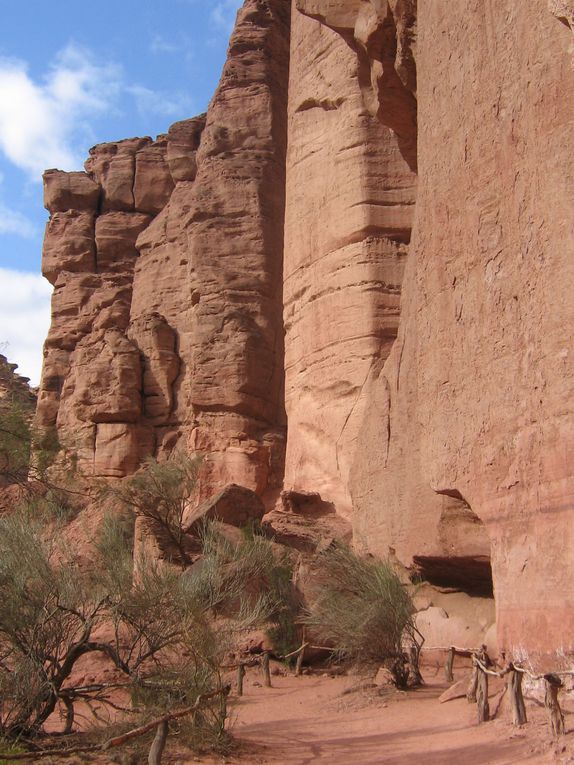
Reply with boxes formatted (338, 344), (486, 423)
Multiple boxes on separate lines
(412, 489), (494, 597)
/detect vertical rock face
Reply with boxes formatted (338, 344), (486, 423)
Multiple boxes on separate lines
(282, 6), (415, 519)
(37, 0), (291, 498)
(186, 0), (290, 503)
(132, 0), (291, 504)
(301, 0), (574, 658)
(405, 0), (574, 658)
(37, 0), (574, 660)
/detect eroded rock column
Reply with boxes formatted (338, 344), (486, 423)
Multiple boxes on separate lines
(37, 137), (173, 478)
(282, 2), (416, 519)
(131, 0), (291, 506)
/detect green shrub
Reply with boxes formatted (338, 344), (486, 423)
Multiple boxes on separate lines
(108, 452), (201, 566)
(302, 542), (418, 685)
(0, 506), (228, 744)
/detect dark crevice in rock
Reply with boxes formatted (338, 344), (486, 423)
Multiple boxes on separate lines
(412, 555), (494, 598)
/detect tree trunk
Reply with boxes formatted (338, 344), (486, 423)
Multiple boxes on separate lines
(445, 647), (455, 683)
(62, 697), (75, 735)
(237, 663), (245, 696)
(507, 667), (527, 726)
(148, 719), (168, 765)
(261, 652), (271, 688)
(544, 675), (565, 736)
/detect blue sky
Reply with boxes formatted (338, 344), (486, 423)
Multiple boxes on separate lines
(0, 0), (243, 383)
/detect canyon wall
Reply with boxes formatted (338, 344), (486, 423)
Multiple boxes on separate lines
(297, 0), (574, 658)
(37, 0), (290, 504)
(282, 8), (415, 520)
(37, 0), (574, 659)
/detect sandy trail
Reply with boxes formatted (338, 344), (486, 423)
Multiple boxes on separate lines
(48, 668), (573, 764)
(190, 671), (568, 765)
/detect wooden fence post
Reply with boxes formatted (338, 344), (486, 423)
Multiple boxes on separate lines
(507, 664), (527, 726)
(237, 663), (245, 697)
(295, 644), (305, 677)
(408, 644), (423, 687)
(295, 628), (306, 677)
(544, 674), (565, 736)
(445, 646), (455, 683)
(475, 650), (490, 723)
(262, 652), (271, 688)
(467, 662), (478, 703)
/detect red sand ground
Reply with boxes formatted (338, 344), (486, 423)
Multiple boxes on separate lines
(177, 668), (574, 765)
(49, 667), (574, 764)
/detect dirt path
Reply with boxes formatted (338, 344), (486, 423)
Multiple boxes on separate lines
(187, 671), (572, 765)
(45, 669), (574, 764)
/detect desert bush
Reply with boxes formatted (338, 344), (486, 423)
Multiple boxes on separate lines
(0, 506), (228, 746)
(0, 509), (102, 737)
(0, 501), (299, 758)
(191, 522), (298, 652)
(302, 542), (420, 686)
(0, 398), (33, 486)
(0, 389), (71, 506)
(109, 452), (201, 566)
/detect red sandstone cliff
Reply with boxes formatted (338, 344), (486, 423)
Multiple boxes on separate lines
(37, 0), (290, 500)
(36, 0), (574, 661)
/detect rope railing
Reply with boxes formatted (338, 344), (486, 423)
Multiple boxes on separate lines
(441, 643), (569, 736)
(227, 635), (336, 696)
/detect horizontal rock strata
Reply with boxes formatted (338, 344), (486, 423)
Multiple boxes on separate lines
(36, 0), (574, 660)
(37, 0), (291, 500)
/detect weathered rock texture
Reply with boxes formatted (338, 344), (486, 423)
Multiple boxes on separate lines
(296, 0), (574, 659)
(37, 0), (574, 660)
(0, 355), (35, 405)
(282, 8), (415, 522)
(37, 0), (290, 500)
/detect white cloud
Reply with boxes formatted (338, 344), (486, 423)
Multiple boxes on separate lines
(127, 85), (193, 119)
(0, 204), (36, 239)
(210, 0), (243, 31)
(0, 268), (52, 385)
(0, 44), (122, 179)
(0, 172), (37, 238)
(149, 35), (180, 55)
(0, 43), (193, 183)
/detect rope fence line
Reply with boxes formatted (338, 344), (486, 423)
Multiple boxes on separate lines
(228, 637), (337, 696)
(441, 644), (569, 736)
